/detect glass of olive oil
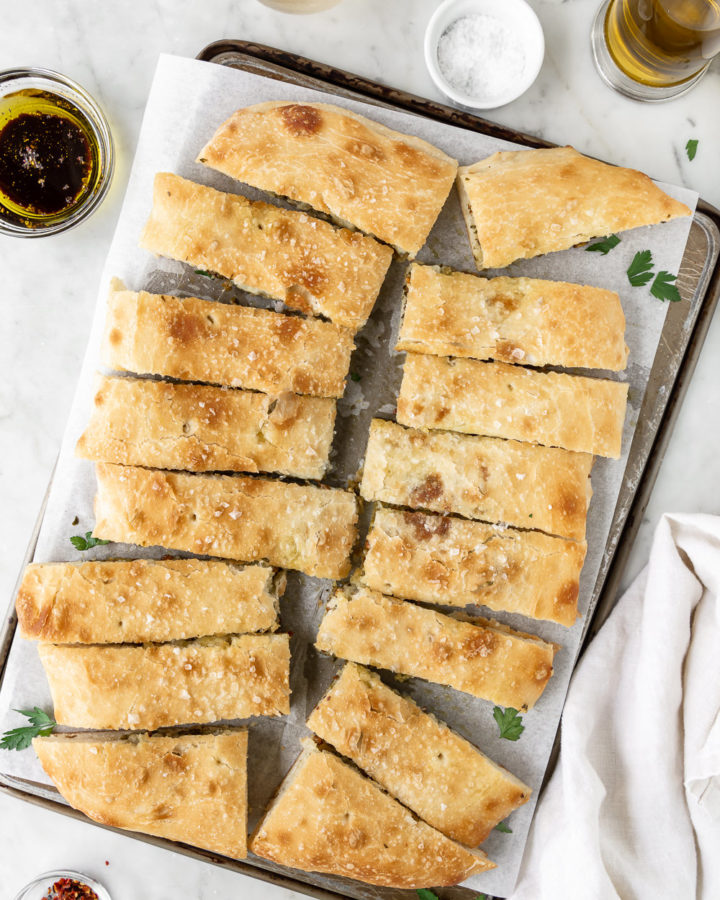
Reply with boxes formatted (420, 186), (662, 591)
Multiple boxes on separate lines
(0, 68), (114, 236)
(591, 0), (720, 100)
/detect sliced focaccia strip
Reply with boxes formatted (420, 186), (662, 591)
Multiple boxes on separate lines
(39, 634), (290, 729)
(250, 740), (494, 888)
(199, 102), (458, 258)
(34, 730), (248, 858)
(457, 146), (691, 270)
(76, 375), (336, 480)
(360, 419), (592, 540)
(140, 173), (393, 331)
(307, 663), (531, 845)
(101, 284), (353, 399)
(363, 508), (586, 627)
(316, 586), (558, 710)
(16, 558), (282, 644)
(93, 464), (358, 580)
(398, 354), (628, 458)
(397, 263), (628, 371)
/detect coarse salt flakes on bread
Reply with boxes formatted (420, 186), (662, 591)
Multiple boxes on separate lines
(250, 739), (494, 888)
(198, 101), (458, 258)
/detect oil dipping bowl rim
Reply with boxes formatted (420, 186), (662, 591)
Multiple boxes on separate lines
(0, 67), (115, 238)
(12, 868), (112, 900)
(424, 0), (545, 110)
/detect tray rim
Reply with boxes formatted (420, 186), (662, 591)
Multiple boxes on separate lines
(1, 39), (719, 900)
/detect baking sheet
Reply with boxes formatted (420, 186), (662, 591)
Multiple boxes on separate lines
(0, 53), (698, 898)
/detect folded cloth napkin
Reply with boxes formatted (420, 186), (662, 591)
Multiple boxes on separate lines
(510, 513), (720, 900)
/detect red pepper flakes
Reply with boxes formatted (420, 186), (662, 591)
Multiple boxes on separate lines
(43, 878), (99, 900)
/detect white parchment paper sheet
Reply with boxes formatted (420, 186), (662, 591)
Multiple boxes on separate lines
(0, 54), (698, 898)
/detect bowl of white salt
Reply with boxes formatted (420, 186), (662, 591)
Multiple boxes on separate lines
(424, 0), (544, 110)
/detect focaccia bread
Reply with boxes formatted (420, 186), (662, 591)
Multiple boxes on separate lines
(397, 263), (628, 371)
(140, 173), (393, 330)
(250, 740), (494, 888)
(457, 146), (692, 269)
(398, 354), (628, 458)
(316, 586), (558, 710)
(16, 558), (282, 644)
(34, 730), (248, 858)
(93, 464), (358, 580)
(101, 283), (353, 399)
(198, 101), (458, 257)
(363, 507), (587, 627)
(39, 634), (290, 729)
(76, 375), (337, 480)
(360, 419), (593, 540)
(307, 663), (531, 846)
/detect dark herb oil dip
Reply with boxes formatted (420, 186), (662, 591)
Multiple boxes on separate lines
(0, 88), (98, 228)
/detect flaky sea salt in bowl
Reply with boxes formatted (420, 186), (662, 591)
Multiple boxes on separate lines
(424, 0), (544, 110)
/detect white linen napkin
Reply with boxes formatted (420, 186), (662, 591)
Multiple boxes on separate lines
(509, 513), (720, 900)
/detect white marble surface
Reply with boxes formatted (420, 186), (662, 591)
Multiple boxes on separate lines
(0, 1), (718, 897)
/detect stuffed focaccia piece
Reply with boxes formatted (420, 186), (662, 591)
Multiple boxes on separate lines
(140, 173), (393, 331)
(360, 418), (593, 540)
(397, 263), (628, 371)
(397, 354), (628, 458)
(76, 375), (337, 480)
(34, 730), (248, 858)
(362, 507), (586, 627)
(39, 634), (290, 729)
(16, 558), (282, 644)
(316, 586), (558, 710)
(307, 663), (531, 846)
(457, 146), (691, 270)
(250, 740), (494, 888)
(101, 283), (354, 399)
(198, 101), (458, 258)
(93, 464), (358, 580)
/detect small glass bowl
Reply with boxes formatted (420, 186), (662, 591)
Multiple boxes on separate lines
(12, 869), (112, 900)
(0, 68), (114, 238)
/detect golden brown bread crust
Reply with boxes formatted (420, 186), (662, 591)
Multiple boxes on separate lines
(315, 586), (558, 710)
(16, 558), (282, 643)
(93, 464), (358, 580)
(140, 173), (393, 331)
(249, 741), (494, 887)
(457, 146), (692, 269)
(397, 263), (629, 371)
(307, 663), (531, 845)
(360, 419), (593, 540)
(397, 354), (628, 458)
(34, 730), (248, 858)
(76, 375), (336, 480)
(39, 634), (290, 729)
(198, 101), (458, 257)
(101, 285), (353, 399)
(362, 507), (586, 627)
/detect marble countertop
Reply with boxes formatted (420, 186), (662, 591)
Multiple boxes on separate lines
(1, 1), (718, 897)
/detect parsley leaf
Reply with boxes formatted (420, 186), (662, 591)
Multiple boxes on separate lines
(0, 707), (56, 752)
(493, 706), (525, 741)
(585, 234), (620, 255)
(70, 531), (109, 551)
(194, 269), (217, 278)
(650, 270), (681, 303)
(495, 820), (513, 833)
(627, 250), (654, 286)
(686, 139), (699, 161)
(350, 372), (362, 382)
(416, 891), (439, 900)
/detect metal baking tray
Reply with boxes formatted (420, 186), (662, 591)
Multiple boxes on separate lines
(1, 40), (719, 900)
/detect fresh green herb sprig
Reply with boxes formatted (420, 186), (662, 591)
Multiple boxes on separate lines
(686, 139), (699, 161)
(70, 532), (109, 551)
(194, 268), (218, 279)
(585, 234), (620, 255)
(650, 271), (681, 302)
(0, 707), (56, 751)
(493, 706), (525, 741)
(627, 250), (655, 286)
(495, 821), (513, 833)
(349, 372), (362, 382)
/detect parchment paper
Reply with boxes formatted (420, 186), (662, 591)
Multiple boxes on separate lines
(0, 54), (698, 898)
